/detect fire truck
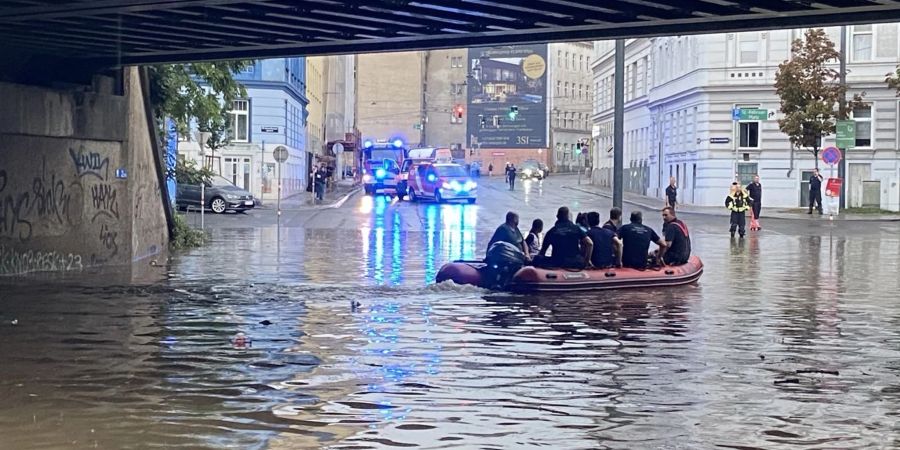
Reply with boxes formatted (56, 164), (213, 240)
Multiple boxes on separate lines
(360, 138), (407, 195)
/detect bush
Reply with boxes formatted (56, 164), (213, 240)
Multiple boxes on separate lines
(171, 214), (208, 249)
(172, 159), (215, 185)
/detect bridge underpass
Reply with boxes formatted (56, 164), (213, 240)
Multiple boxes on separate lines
(2, 0), (900, 275)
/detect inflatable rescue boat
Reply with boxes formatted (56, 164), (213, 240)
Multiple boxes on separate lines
(436, 256), (703, 293)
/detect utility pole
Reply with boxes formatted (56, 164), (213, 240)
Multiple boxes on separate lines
(613, 39), (625, 209)
(838, 25), (848, 209)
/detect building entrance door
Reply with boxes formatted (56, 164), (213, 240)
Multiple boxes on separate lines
(224, 157), (252, 190)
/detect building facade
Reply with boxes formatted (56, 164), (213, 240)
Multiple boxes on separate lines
(323, 54), (359, 175)
(306, 56), (326, 158)
(357, 51), (424, 146)
(357, 46), (587, 172)
(592, 25), (900, 211)
(179, 58), (309, 203)
(548, 42), (594, 173)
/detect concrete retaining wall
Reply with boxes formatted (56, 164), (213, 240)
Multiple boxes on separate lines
(0, 67), (168, 275)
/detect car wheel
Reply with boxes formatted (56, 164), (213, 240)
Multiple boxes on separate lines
(210, 197), (227, 214)
(409, 187), (417, 202)
(467, 198), (476, 204)
(435, 191), (443, 203)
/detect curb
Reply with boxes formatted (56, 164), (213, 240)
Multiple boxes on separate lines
(329, 187), (360, 209)
(562, 185), (900, 222)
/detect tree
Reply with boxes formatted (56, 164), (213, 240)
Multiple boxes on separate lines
(774, 28), (860, 169)
(884, 64), (900, 97)
(147, 61), (252, 150)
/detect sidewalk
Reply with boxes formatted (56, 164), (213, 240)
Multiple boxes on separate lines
(259, 180), (360, 210)
(563, 184), (900, 222)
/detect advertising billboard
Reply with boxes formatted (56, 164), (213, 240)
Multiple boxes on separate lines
(467, 44), (548, 149)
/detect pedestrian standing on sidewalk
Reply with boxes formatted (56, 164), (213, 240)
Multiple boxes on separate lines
(313, 163), (328, 204)
(508, 164), (517, 191)
(488, 163), (494, 177)
(504, 163), (512, 186)
(725, 183), (752, 238)
(746, 175), (762, 219)
(665, 177), (678, 210)
(808, 169), (823, 214)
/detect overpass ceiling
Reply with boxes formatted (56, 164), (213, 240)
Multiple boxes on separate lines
(2, 0), (900, 65)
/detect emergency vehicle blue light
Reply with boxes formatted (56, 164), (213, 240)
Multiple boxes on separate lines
(375, 168), (387, 179)
(364, 140), (374, 148)
(392, 139), (403, 148)
(427, 174), (436, 182)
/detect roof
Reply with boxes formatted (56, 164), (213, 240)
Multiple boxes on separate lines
(2, 1), (900, 65)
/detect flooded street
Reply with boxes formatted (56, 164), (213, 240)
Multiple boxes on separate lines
(2, 177), (900, 449)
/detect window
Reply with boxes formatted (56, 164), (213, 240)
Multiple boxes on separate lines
(737, 163), (757, 187)
(564, 82), (569, 98)
(450, 83), (463, 96)
(876, 23), (898, 58)
(558, 50), (562, 67)
(579, 55), (584, 71)
(738, 32), (759, 65)
(451, 56), (463, 68)
(229, 100), (249, 142)
(738, 122), (759, 148)
(565, 52), (569, 69)
(852, 104), (872, 147)
(852, 25), (873, 62)
(629, 62), (637, 99)
(556, 80), (561, 96)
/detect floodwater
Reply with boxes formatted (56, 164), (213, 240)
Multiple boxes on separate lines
(2, 198), (900, 449)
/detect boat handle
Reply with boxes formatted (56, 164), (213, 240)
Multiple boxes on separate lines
(546, 274), (558, 279)
(604, 272), (616, 277)
(665, 270), (675, 275)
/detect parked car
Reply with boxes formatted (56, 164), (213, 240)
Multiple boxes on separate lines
(176, 176), (256, 214)
(408, 162), (477, 204)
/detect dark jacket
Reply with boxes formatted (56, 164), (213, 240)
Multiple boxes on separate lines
(746, 182), (762, 206)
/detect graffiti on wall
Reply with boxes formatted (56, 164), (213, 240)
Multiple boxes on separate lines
(1, 144), (124, 274)
(0, 245), (83, 275)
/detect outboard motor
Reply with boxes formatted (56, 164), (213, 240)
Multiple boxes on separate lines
(481, 242), (527, 290)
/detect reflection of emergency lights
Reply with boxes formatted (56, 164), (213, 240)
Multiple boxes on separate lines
(392, 139), (404, 148)
(427, 173), (437, 182)
(364, 140), (374, 149)
(375, 168), (387, 179)
(454, 105), (464, 119)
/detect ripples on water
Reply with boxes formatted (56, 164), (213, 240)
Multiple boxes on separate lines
(2, 224), (900, 449)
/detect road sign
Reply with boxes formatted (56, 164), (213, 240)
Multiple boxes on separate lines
(825, 178), (843, 197)
(710, 137), (731, 144)
(836, 120), (856, 148)
(732, 108), (768, 121)
(261, 126), (279, 133)
(273, 145), (289, 163)
(821, 146), (842, 165)
(413, 123), (423, 130)
(333, 143), (344, 154)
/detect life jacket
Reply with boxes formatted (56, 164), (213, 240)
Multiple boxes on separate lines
(727, 193), (750, 212)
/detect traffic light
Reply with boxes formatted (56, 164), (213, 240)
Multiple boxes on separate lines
(454, 104), (464, 119)
(508, 105), (519, 120)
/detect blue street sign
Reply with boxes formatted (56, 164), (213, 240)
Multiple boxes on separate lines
(821, 146), (842, 165)
(732, 108), (741, 120)
(115, 168), (129, 179)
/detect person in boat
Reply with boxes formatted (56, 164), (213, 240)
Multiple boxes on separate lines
(587, 211), (622, 268)
(660, 206), (691, 265)
(575, 212), (590, 232)
(618, 211), (667, 270)
(603, 207), (622, 232)
(525, 218), (543, 257)
(534, 206), (594, 269)
(487, 211), (529, 258)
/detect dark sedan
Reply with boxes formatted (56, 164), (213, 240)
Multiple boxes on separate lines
(176, 176), (256, 214)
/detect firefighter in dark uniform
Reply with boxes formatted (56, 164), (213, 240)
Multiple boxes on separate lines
(725, 182), (753, 238)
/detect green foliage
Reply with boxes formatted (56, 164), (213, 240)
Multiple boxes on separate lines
(171, 214), (209, 249)
(775, 29), (861, 167)
(173, 159), (215, 185)
(147, 61), (252, 148)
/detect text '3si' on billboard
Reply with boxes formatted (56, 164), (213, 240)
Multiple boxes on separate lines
(467, 44), (548, 149)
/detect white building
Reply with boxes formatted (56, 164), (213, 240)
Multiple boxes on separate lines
(592, 25), (900, 211)
(549, 42), (594, 172)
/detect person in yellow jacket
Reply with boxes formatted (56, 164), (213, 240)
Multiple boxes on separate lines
(725, 182), (754, 238)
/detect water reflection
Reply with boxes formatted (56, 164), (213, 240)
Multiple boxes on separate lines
(3, 211), (900, 448)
